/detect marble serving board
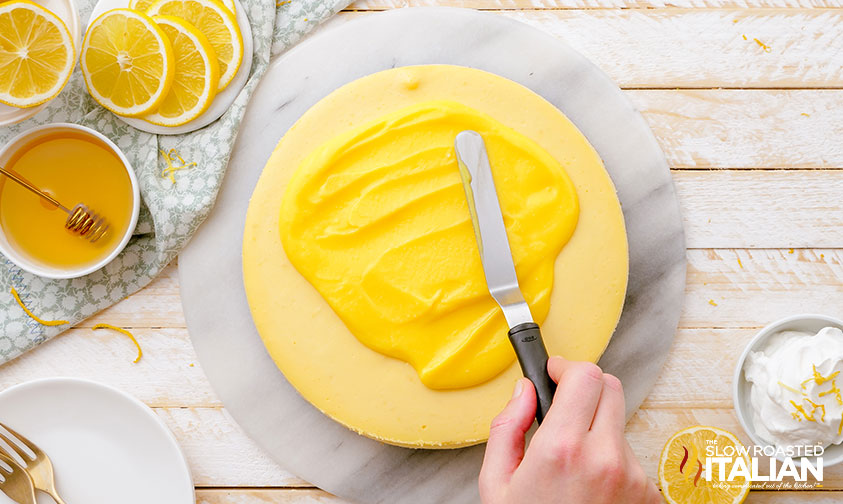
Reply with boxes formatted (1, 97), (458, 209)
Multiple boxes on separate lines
(178, 7), (686, 504)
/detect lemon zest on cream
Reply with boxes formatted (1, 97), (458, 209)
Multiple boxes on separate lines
(778, 381), (800, 394)
(10, 287), (68, 326)
(805, 399), (827, 422)
(812, 365), (839, 386)
(790, 398), (827, 423)
(819, 379), (843, 406)
(790, 400), (815, 422)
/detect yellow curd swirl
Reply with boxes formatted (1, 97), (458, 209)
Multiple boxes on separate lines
(279, 100), (579, 389)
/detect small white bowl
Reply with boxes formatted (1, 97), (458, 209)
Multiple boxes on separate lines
(734, 314), (843, 467)
(0, 123), (140, 279)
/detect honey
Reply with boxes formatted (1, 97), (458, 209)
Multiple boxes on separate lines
(0, 132), (134, 270)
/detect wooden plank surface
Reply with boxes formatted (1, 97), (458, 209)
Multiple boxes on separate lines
(674, 171), (843, 248)
(148, 406), (843, 489)
(629, 90), (843, 169)
(348, 0), (843, 10)
(338, 9), (843, 88)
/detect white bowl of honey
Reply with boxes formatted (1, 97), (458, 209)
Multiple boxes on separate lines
(0, 123), (139, 279)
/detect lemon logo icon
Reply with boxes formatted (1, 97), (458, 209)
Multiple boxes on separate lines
(659, 426), (751, 504)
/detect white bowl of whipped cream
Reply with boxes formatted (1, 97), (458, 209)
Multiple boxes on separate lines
(734, 314), (843, 467)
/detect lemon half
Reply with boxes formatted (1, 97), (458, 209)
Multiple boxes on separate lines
(81, 8), (175, 117)
(146, 0), (242, 90)
(0, 0), (75, 108)
(142, 15), (219, 126)
(659, 425), (751, 504)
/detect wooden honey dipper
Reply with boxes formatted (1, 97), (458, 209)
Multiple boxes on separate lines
(0, 165), (109, 243)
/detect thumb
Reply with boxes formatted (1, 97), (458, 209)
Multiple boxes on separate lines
(480, 378), (537, 487)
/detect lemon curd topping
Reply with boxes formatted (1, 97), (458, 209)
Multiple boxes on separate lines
(279, 101), (579, 390)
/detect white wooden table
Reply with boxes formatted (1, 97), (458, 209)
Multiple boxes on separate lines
(2, 1), (842, 502)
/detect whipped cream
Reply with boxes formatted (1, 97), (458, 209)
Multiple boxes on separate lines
(744, 326), (843, 448)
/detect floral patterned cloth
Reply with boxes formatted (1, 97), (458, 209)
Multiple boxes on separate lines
(0, 0), (350, 363)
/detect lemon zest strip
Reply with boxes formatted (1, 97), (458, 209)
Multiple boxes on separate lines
(790, 399), (818, 423)
(160, 148), (197, 184)
(10, 288), (68, 326)
(805, 399), (826, 423)
(812, 364), (839, 385)
(819, 379), (843, 406)
(93, 323), (143, 363)
(777, 381), (800, 394)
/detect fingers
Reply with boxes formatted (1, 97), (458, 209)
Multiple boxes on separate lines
(590, 373), (626, 440)
(539, 356), (604, 436)
(647, 481), (663, 504)
(480, 378), (537, 491)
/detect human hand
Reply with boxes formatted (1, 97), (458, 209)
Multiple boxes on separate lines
(479, 356), (662, 504)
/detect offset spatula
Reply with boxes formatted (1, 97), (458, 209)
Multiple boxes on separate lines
(455, 130), (557, 424)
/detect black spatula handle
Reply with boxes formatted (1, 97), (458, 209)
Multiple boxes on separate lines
(508, 322), (556, 424)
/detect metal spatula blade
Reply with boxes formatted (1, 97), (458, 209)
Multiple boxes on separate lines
(455, 130), (556, 423)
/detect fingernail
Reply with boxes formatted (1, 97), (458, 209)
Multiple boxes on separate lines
(512, 379), (524, 399)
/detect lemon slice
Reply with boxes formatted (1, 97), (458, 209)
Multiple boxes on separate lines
(146, 0), (242, 90)
(221, 0), (237, 14)
(659, 426), (751, 504)
(142, 15), (219, 127)
(0, 0), (75, 108)
(129, 0), (235, 15)
(128, 0), (155, 11)
(80, 9), (175, 117)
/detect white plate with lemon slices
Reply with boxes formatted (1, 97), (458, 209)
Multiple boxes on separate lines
(85, 0), (253, 135)
(0, 0), (81, 127)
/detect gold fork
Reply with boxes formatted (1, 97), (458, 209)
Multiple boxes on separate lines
(0, 451), (36, 504)
(0, 423), (66, 504)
